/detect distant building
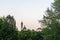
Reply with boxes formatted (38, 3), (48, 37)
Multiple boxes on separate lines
(21, 21), (23, 30)
(21, 21), (27, 31)
(23, 25), (26, 30)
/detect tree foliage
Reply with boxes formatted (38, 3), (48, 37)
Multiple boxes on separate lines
(39, 0), (60, 40)
(0, 15), (43, 40)
(18, 30), (43, 40)
(0, 15), (18, 40)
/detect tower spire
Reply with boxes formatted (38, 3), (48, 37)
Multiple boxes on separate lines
(21, 21), (23, 30)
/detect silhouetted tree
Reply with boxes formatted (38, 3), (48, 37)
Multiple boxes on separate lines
(39, 0), (60, 40)
(0, 15), (18, 40)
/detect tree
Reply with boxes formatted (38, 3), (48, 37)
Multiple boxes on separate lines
(0, 15), (18, 40)
(39, 0), (60, 40)
(0, 18), (4, 40)
(18, 30), (43, 40)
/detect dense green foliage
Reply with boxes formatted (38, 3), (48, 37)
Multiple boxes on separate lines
(1, 0), (60, 40)
(0, 15), (18, 40)
(0, 15), (43, 40)
(18, 30), (43, 40)
(39, 0), (60, 40)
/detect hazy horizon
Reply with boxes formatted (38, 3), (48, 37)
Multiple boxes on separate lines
(0, 0), (54, 31)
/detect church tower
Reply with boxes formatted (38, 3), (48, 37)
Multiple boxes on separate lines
(21, 21), (23, 30)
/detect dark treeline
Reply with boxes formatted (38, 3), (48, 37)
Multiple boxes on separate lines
(0, 0), (60, 40)
(0, 15), (43, 40)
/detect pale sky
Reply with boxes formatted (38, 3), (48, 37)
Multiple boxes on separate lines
(0, 0), (53, 31)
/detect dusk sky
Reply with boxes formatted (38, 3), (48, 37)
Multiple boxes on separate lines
(0, 0), (54, 30)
